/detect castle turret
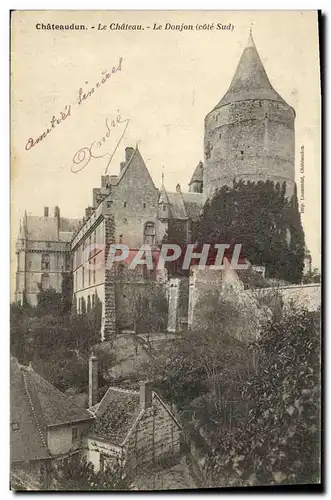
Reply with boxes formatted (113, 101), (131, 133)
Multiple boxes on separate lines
(203, 32), (295, 200)
(189, 161), (204, 193)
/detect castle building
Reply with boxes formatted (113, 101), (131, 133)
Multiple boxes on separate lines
(202, 32), (296, 200)
(15, 32), (302, 340)
(70, 145), (203, 340)
(15, 207), (80, 306)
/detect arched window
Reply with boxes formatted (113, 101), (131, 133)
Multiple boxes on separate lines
(144, 222), (156, 246)
(41, 273), (50, 290)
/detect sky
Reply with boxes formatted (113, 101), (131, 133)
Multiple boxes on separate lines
(11, 10), (321, 296)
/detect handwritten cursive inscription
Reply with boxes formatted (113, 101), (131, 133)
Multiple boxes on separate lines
(24, 56), (123, 151)
(25, 105), (71, 150)
(71, 111), (130, 174)
(77, 57), (123, 106)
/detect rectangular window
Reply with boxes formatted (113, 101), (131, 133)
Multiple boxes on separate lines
(144, 223), (156, 246)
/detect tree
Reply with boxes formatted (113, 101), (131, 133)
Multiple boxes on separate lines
(194, 180), (305, 283)
(303, 267), (321, 284)
(116, 282), (168, 335)
(205, 306), (320, 487)
(10, 289), (109, 392)
(53, 455), (132, 491)
(36, 287), (61, 317)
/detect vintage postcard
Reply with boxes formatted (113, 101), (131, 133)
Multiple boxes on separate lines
(10, 10), (321, 491)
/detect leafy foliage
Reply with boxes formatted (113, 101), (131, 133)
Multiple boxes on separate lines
(116, 282), (168, 334)
(10, 288), (112, 392)
(53, 455), (131, 491)
(144, 288), (320, 487)
(194, 180), (305, 283)
(205, 307), (320, 486)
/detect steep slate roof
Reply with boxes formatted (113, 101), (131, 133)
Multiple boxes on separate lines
(11, 357), (94, 463)
(88, 387), (142, 446)
(24, 215), (80, 242)
(214, 32), (290, 110)
(182, 192), (204, 220)
(25, 216), (58, 241)
(88, 386), (182, 447)
(23, 366), (94, 427)
(166, 192), (188, 219)
(11, 357), (49, 463)
(189, 161), (203, 186)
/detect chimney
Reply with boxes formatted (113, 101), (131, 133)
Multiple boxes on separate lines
(140, 381), (153, 410)
(88, 355), (99, 407)
(101, 175), (110, 188)
(54, 206), (60, 219)
(120, 161), (126, 171)
(44, 207), (49, 217)
(125, 147), (135, 163)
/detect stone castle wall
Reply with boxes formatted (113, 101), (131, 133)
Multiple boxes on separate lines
(204, 99), (295, 200)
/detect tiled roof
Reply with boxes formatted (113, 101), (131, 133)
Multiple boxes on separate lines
(59, 218), (81, 233)
(189, 161), (203, 186)
(11, 356), (94, 463)
(25, 215), (80, 242)
(23, 366), (94, 427)
(10, 357), (49, 463)
(25, 216), (58, 241)
(214, 33), (290, 110)
(166, 192), (188, 220)
(182, 192), (204, 221)
(89, 387), (142, 445)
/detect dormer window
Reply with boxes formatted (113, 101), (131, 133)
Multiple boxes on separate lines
(163, 205), (167, 211)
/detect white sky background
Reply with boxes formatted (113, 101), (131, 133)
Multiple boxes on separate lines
(11, 10), (321, 297)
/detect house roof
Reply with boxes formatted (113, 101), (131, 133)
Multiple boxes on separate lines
(166, 192), (188, 220)
(213, 33), (291, 111)
(10, 357), (49, 463)
(189, 161), (203, 186)
(23, 215), (80, 242)
(22, 365), (94, 427)
(182, 192), (204, 220)
(11, 357), (94, 463)
(88, 386), (182, 447)
(88, 387), (142, 446)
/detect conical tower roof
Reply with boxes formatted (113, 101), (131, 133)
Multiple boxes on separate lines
(214, 32), (291, 110)
(189, 161), (204, 186)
